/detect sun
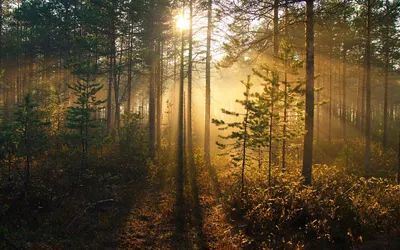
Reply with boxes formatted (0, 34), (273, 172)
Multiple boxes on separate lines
(176, 14), (190, 31)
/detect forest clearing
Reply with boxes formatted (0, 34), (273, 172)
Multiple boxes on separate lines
(1, 0), (400, 249)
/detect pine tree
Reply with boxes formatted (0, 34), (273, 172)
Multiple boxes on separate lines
(66, 77), (106, 169)
(213, 76), (253, 193)
(14, 94), (49, 196)
(302, 0), (314, 186)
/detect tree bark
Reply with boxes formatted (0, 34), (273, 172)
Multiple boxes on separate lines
(383, 0), (390, 149)
(302, 0), (314, 186)
(204, 0), (212, 166)
(149, 0), (156, 159)
(187, 0), (194, 169)
(365, 0), (372, 175)
(176, 2), (186, 232)
(273, 0), (279, 58)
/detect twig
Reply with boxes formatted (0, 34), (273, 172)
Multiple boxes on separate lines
(65, 199), (116, 230)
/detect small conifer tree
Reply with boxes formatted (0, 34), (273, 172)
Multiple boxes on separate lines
(14, 94), (50, 196)
(66, 77), (106, 168)
(213, 76), (254, 193)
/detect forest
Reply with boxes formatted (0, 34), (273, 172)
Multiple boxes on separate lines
(1, 0), (400, 249)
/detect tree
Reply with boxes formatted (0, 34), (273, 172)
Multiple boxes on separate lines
(14, 94), (49, 196)
(204, 0), (212, 166)
(177, 0), (186, 232)
(213, 76), (253, 193)
(278, 40), (304, 172)
(66, 76), (106, 169)
(365, 0), (371, 176)
(187, 0), (194, 170)
(302, 0), (314, 186)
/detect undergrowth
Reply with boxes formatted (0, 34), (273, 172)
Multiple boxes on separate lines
(216, 149), (400, 249)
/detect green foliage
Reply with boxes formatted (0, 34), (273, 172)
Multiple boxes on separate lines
(14, 94), (49, 152)
(213, 77), (254, 166)
(118, 112), (148, 163)
(214, 41), (306, 189)
(316, 139), (397, 178)
(222, 164), (400, 248)
(67, 80), (104, 131)
(66, 78), (106, 167)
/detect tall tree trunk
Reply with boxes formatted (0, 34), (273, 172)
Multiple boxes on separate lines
(365, 0), (372, 175)
(302, 0), (314, 186)
(204, 0), (212, 166)
(328, 43), (332, 143)
(342, 45), (347, 140)
(149, 1), (156, 159)
(171, 26), (177, 151)
(356, 61), (362, 130)
(114, 31), (121, 133)
(316, 54), (320, 145)
(0, 0), (3, 110)
(155, 39), (162, 151)
(342, 13), (348, 166)
(383, 0), (390, 149)
(107, 50), (113, 135)
(361, 61), (366, 133)
(269, 87), (275, 186)
(187, 0), (201, 220)
(282, 0), (288, 172)
(176, 3), (186, 232)
(149, 60), (156, 158)
(187, 0), (194, 169)
(127, 26), (133, 113)
(273, 0), (279, 58)
(241, 75), (251, 192)
(187, 0), (200, 209)
(398, 128), (400, 184)
(272, 0), (279, 164)
(242, 75), (251, 193)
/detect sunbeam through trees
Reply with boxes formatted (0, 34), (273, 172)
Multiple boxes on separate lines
(1, 0), (400, 249)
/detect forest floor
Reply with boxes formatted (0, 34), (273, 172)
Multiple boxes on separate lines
(1, 159), (241, 249)
(113, 162), (241, 249)
(2, 157), (399, 249)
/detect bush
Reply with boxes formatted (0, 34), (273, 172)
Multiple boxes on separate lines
(221, 164), (400, 249)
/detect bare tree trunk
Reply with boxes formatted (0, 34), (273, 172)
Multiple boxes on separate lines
(282, 56), (288, 172)
(356, 61), (362, 130)
(187, 0), (194, 169)
(107, 52), (113, 135)
(127, 26), (133, 113)
(342, 13), (348, 166)
(149, 59), (156, 158)
(361, 61), (366, 133)
(342, 45), (347, 140)
(316, 54), (320, 145)
(176, 3), (186, 232)
(269, 88), (275, 186)
(156, 39), (162, 151)
(282, 0), (288, 172)
(272, 0), (279, 164)
(398, 128), (400, 184)
(273, 0), (279, 58)
(328, 43), (332, 143)
(114, 31), (120, 133)
(383, 0), (390, 149)
(148, 0), (156, 159)
(242, 76), (251, 193)
(302, 0), (314, 186)
(204, 0), (212, 166)
(365, 0), (372, 175)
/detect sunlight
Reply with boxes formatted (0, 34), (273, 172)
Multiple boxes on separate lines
(176, 14), (190, 31)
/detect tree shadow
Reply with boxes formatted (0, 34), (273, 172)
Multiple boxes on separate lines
(206, 163), (222, 198)
(171, 158), (208, 249)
